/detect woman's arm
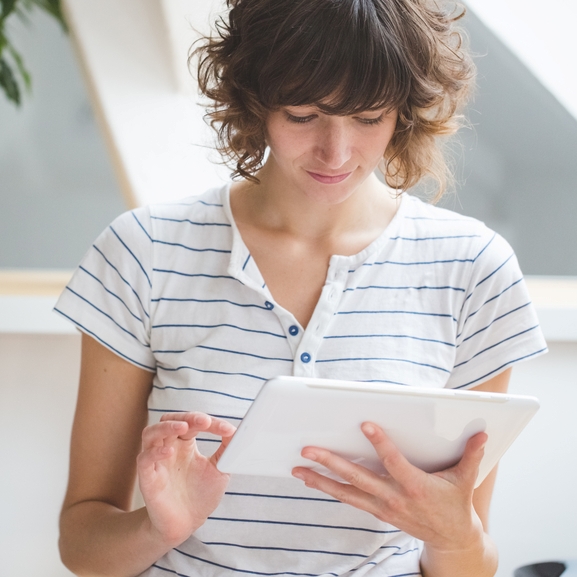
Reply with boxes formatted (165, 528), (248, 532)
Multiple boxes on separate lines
(59, 334), (235, 577)
(419, 368), (511, 577)
(292, 368), (512, 577)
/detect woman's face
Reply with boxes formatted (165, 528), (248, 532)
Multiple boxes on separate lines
(264, 105), (398, 204)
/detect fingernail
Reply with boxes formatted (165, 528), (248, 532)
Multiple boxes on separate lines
(302, 450), (318, 461)
(293, 472), (305, 481)
(363, 424), (376, 436)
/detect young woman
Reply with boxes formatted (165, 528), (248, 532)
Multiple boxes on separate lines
(56, 1), (547, 576)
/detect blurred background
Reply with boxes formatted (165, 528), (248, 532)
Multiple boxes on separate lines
(0, 1), (576, 575)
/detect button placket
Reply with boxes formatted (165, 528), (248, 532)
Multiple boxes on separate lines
(260, 303), (304, 357)
(285, 317), (303, 356)
(292, 260), (350, 377)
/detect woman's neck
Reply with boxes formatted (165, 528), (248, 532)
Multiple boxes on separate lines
(230, 162), (400, 248)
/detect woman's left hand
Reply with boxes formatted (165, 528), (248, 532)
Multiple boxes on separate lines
(292, 423), (487, 553)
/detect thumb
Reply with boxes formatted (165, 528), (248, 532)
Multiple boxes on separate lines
(451, 432), (488, 488)
(210, 429), (236, 466)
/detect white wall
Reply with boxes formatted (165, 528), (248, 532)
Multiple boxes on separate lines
(0, 334), (79, 577)
(466, 0), (577, 121)
(62, 0), (228, 208)
(0, 10), (126, 269)
(492, 342), (577, 575)
(0, 333), (575, 576)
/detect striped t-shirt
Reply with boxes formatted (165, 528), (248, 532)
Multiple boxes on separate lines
(55, 183), (547, 577)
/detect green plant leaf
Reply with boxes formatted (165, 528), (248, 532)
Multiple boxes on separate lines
(13, 2), (31, 26)
(0, 56), (20, 104)
(28, 0), (66, 29)
(0, 0), (65, 105)
(8, 42), (29, 89)
(1, 0), (19, 21)
(0, 31), (7, 55)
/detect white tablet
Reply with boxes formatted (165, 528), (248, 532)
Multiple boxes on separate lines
(217, 376), (540, 487)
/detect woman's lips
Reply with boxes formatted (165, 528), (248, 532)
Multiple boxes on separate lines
(307, 171), (352, 184)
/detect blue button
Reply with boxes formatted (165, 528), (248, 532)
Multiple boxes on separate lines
(300, 352), (311, 363)
(264, 301), (274, 310)
(289, 325), (299, 336)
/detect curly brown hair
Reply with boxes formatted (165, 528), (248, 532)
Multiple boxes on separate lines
(193, 0), (475, 198)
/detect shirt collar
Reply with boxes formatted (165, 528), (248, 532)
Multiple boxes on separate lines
(221, 181), (409, 287)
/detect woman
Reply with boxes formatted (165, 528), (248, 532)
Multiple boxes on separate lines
(56, 1), (547, 576)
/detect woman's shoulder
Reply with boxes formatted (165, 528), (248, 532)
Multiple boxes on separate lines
(106, 184), (231, 238)
(400, 193), (509, 259)
(146, 184), (229, 219)
(115, 184), (227, 218)
(402, 194), (490, 232)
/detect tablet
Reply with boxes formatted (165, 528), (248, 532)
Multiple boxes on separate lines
(217, 376), (540, 487)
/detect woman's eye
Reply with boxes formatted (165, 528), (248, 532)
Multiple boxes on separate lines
(286, 113), (316, 124)
(358, 114), (384, 126)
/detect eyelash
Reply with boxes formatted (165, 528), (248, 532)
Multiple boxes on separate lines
(286, 114), (315, 124)
(358, 115), (384, 126)
(285, 113), (385, 125)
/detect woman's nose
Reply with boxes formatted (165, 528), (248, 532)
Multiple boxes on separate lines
(314, 120), (352, 170)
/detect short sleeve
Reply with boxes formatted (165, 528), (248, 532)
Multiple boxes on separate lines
(54, 207), (156, 372)
(445, 231), (548, 389)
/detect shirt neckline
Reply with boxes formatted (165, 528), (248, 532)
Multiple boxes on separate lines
(221, 181), (410, 281)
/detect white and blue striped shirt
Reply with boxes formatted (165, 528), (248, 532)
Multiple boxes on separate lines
(55, 183), (547, 577)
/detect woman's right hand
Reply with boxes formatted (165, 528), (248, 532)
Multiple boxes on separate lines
(137, 412), (236, 547)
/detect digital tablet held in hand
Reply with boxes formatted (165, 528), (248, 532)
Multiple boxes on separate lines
(217, 376), (540, 487)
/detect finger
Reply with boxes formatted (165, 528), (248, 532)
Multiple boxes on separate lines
(160, 411), (209, 429)
(137, 443), (175, 472)
(450, 432), (487, 487)
(160, 412), (189, 422)
(137, 445), (174, 467)
(210, 431), (235, 465)
(160, 412), (236, 440)
(300, 446), (386, 495)
(141, 420), (188, 450)
(208, 421), (239, 465)
(292, 466), (381, 516)
(361, 422), (425, 487)
(181, 414), (236, 441)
